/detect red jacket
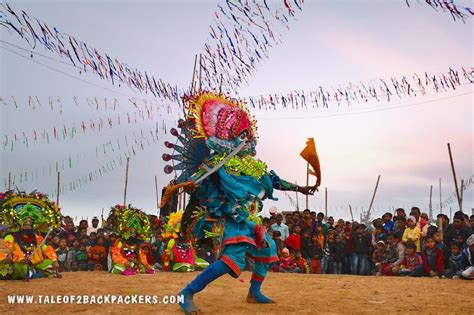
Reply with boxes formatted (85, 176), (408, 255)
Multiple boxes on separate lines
(422, 247), (443, 274)
(284, 234), (301, 251)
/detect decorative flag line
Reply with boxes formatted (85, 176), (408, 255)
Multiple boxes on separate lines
(405, 0), (473, 22)
(240, 66), (473, 110)
(200, 0), (305, 93)
(0, 2), (180, 101)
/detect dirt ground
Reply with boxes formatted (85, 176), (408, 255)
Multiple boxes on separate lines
(1, 271), (473, 314)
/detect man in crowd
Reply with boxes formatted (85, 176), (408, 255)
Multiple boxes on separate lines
(271, 214), (289, 241)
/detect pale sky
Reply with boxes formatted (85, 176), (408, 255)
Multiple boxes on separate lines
(1, 0), (473, 221)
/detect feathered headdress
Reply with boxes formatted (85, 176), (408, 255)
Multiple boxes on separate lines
(161, 210), (183, 239)
(106, 205), (152, 241)
(0, 190), (62, 233)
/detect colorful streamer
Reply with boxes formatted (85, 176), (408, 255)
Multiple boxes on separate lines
(405, 0), (474, 22)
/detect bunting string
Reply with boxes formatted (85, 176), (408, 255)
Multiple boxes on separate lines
(405, 0), (474, 22)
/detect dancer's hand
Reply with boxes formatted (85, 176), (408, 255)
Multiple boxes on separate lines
(298, 185), (318, 195)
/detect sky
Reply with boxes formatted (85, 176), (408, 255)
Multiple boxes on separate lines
(1, 0), (473, 221)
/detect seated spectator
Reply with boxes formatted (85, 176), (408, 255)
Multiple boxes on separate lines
(399, 243), (422, 276)
(372, 240), (386, 275)
(279, 248), (299, 273)
(272, 231), (285, 258)
(87, 236), (106, 271)
(460, 234), (474, 280)
(294, 251), (310, 273)
(413, 236), (443, 277)
(66, 239), (80, 271)
(76, 243), (88, 271)
(87, 217), (100, 235)
(442, 241), (466, 279)
(402, 216), (421, 253)
(385, 232), (405, 275)
(87, 232), (97, 248)
(393, 216), (406, 240)
(284, 225), (301, 253)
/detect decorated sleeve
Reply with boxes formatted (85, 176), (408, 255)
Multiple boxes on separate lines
(111, 241), (128, 265)
(4, 235), (25, 262)
(43, 245), (57, 261)
(268, 170), (298, 191)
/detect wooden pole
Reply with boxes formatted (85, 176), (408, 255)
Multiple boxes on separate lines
(56, 171), (60, 207)
(8, 172), (11, 190)
(295, 182), (299, 211)
(447, 143), (462, 212)
(439, 178), (442, 214)
(349, 204), (354, 222)
(190, 55), (198, 93)
(198, 54), (203, 92)
(123, 157), (130, 207)
(155, 175), (159, 210)
(429, 185), (433, 221)
(366, 175), (381, 223)
(324, 187), (328, 218)
(460, 179), (464, 210)
(305, 162), (309, 209)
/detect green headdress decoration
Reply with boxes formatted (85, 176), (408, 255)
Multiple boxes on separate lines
(107, 204), (152, 241)
(0, 190), (62, 233)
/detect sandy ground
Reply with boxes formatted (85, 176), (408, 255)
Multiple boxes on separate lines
(1, 271), (473, 314)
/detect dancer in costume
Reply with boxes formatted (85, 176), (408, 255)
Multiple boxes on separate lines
(160, 92), (321, 314)
(0, 191), (62, 280)
(161, 210), (209, 272)
(107, 205), (155, 275)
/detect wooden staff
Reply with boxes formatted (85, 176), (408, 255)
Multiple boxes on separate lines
(305, 162), (309, 209)
(324, 187), (328, 218)
(190, 54), (198, 93)
(366, 175), (381, 223)
(447, 143), (462, 212)
(8, 172), (11, 190)
(155, 175), (160, 210)
(439, 178), (442, 214)
(123, 157), (130, 207)
(349, 204), (354, 222)
(56, 171), (60, 207)
(429, 185), (433, 221)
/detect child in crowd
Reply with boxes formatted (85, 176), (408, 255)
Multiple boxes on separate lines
(294, 251), (310, 274)
(343, 226), (352, 274)
(385, 233), (404, 275)
(333, 235), (345, 274)
(87, 236), (106, 271)
(321, 237), (335, 274)
(399, 243), (422, 276)
(77, 243), (88, 271)
(300, 227), (313, 264)
(272, 231), (285, 258)
(372, 240), (386, 276)
(413, 236), (443, 277)
(56, 238), (69, 272)
(66, 239), (80, 271)
(460, 234), (474, 280)
(51, 235), (61, 250)
(442, 242), (466, 279)
(279, 248), (299, 273)
(402, 216), (421, 253)
(284, 225), (301, 253)
(310, 234), (322, 274)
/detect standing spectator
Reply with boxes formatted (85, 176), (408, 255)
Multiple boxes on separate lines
(451, 213), (472, 243)
(321, 237), (335, 274)
(382, 213), (394, 232)
(76, 243), (88, 271)
(327, 216), (335, 229)
(300, 228), (313, 265)
(59, 221), (76, 240)
(413, 236), (443, 277)
(284, 225), (301, 253)
(343, 226), (353, 274)
(310, 234), (322, 273)
(351, 225), (371, 275)
(301, 209), (316, 233)
(399, 243), (422, 276)
(279, 248), (299, 273)
(393, 216), (406, 240)
(402, 216), (421, 253)
(87, 217), (100, 235)
(67, 239), (80, 271)
(395, 208), (406, 219)
(410, 207), (428, 237)
(316, 212), (328, 235)
(56, 238), (69, 272)
(333, 235), (345, 274)
(271, 214), (289, 241)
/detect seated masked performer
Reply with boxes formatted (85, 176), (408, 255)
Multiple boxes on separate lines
(107, 205), (155, 275)
(160, 92), (321, 314)
(0, 191), (62, 280)
(161, 210), (209, 272)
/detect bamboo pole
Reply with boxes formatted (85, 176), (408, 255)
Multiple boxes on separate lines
(460, 179), (464, 209)
(429, 185), (433, 221)
(56, 171), (60, 207)
(8, 172), (11, 190)
(349, 204), (354, 222)
(447, 143), (462, 212)
(439, 178), (442, 214)
(155, 175), (160, 210)
(295, 182), (299, 211)
(190, 55), (198, 93)
(305, 162), (309, 209)
(324, 187), (328, 218)
(198, 54), (203, 92)
(123, 158), (130, 207)
(366, 175), (381, 223)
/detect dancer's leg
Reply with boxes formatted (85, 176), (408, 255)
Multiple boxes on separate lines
(179, 260), (231, 314)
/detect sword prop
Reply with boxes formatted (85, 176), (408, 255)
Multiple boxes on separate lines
(25, 228), (53, 281)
